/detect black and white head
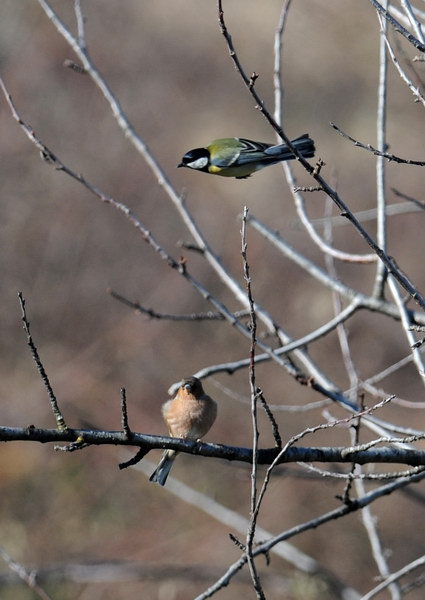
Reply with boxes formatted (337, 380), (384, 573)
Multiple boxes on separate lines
(178, 148), (210, 172)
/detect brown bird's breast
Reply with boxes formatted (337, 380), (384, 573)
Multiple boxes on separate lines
(162, 392), (217, 440)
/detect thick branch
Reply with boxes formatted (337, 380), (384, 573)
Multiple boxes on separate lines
(1, 426), (425, 466)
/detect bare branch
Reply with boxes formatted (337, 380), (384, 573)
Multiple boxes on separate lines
(400, 0), (425, 44)
(247, 214), (425, 325)
(391, 187), (425, 209)
(292, 190), (378, 263)
(241, 205), (266, 600)
(1, 422), (425, 466)
(194, 469), (425, 600)
(377, 13), (425, 106)
(18, 292), (68, 431)
(304, 200), (425, 229)
(109, 288), (249, 322)
(273, 0), (292, 124)
(299, 462), (425, 481)
(361, 554), (425, 600)
(355, 471), (402, 600)
(368, 0), (425, 51)
(0, 547), (54, 600)
(133, 458), (361, 600)
(120, 388), (131, 439)
(329, 123), (425, 165)
(388, 276), (425, 383)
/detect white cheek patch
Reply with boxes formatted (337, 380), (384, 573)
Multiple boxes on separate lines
(188, 157), (209, 170)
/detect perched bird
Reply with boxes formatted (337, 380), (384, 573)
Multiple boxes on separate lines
(149, 377), (217, 486)
(177, 134), (315, 179)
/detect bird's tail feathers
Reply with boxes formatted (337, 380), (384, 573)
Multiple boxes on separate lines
(149, 450), (177, 486)
(266, 134), (315, 160)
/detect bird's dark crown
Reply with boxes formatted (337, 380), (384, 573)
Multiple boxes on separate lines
(182, 376), (203, 395)
(182, 148), (209, 163)
(178, 147), (210, 171)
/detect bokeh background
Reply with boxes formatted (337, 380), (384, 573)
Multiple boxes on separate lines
(1, 1), (424, 598)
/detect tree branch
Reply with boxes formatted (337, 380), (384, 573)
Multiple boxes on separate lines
(1, 425), (424, 466)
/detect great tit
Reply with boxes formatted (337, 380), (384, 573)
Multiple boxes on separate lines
(177, 134), (315, 179)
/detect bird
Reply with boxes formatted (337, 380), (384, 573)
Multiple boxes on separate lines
(149, 377), (217, 486)
(177, 134), (315, 179)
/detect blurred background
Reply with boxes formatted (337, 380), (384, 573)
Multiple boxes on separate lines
(1, 1), (424, 598)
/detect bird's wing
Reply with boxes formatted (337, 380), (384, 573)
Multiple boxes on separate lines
(232, 138), (276, 166)
(208, 138), (272, 168)
(208, 145), (242, 167)
(238, 138), (272, 152)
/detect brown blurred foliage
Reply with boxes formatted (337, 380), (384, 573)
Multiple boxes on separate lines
(0, 1), (425, 599)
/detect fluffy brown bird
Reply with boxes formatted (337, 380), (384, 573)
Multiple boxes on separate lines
(149, 377), (217, 486)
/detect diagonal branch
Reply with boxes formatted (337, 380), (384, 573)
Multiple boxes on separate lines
(361, 554), (425, 600)
(195, 469), (425, 599)
(368, 0), (425, 51)
(217, 0), (425, 310)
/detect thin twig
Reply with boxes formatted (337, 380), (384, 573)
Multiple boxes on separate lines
(373, 2), (389, 300)
(210, 378), (330, 413)
(299, 462), (425, 481)
(304, 201), (425, 229)
(257, 389), (282, 447)
(389, 4), (425, 31)
(273, 0), (292, 125)
(0, 559), (290, 589)
(241, 207), (265, 599)
(120, 388), (131, 439)
(400, 0), (425, 43)
(355, 468), (401, 600)
(360, 554), (425, 600)
(73, 0), (86, 49)
(378, 17), (425, 106)
(18, 292), (68, 431)
(391, 187), (425, 209)
(349, 387), (401, 600)
(323, 199), (360, 401)
(109, 288), (249, 321)
(293, 189), (378, 263)
(0, 547), (54, 600)
(400, 571), (425, 595)
(323, 199), (361, 503)
(388, 275), (425, 383)
(330, 123), (425, 166)
(368, 0), (425, 51)
(361, 380), (425, 409)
